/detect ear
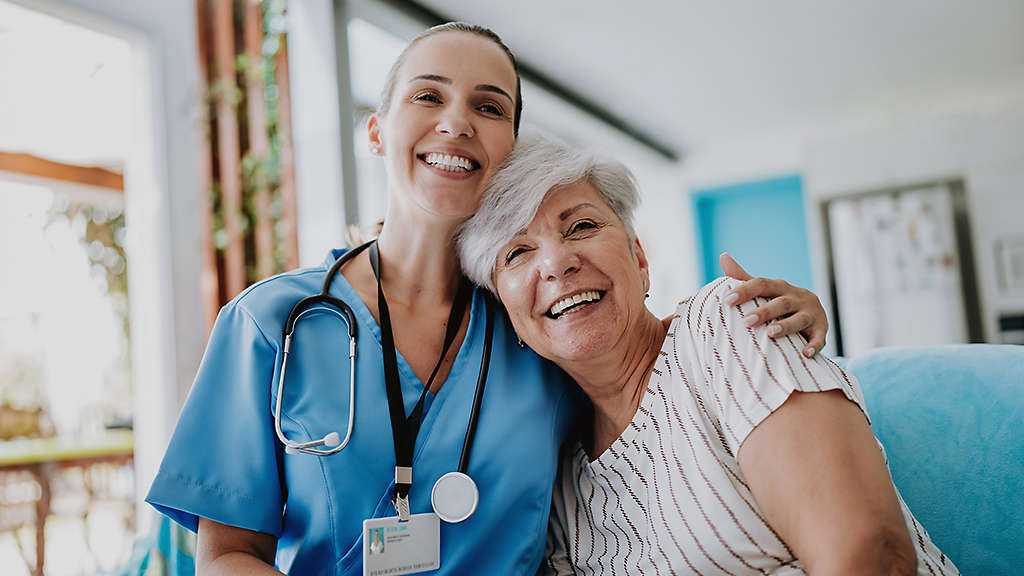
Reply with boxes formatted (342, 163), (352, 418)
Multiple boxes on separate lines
(367, 114), (384, 155)
(632, 237), (650, 292)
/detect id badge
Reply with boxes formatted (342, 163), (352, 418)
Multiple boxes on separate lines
(362, 512), (440, 576)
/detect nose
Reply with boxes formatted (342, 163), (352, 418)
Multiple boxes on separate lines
(538, 242), (581, 281)
(435, 107), (474, 138)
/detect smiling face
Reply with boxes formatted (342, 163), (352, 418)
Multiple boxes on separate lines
(368, 31), (518, 223)
(494, 180), (652, 365)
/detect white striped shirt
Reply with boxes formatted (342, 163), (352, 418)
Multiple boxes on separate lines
(541, 278), (958, 576)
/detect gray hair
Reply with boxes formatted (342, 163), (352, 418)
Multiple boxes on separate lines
(457, 132), (640, 293)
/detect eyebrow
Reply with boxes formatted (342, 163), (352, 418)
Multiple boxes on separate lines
(508, 202), (599, 239)
(409, 74), (514, 104)
(475, 84), (514, 103)
(559, 203), (599, 221)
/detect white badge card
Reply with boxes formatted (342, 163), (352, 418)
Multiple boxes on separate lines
(363, 512), (440, 576)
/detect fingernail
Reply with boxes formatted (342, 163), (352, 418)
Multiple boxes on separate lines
(805, 347), (816, 357)
(744, 314), (759, 327)
(724, 292), (739, 305)
(768, 324), (782, 336)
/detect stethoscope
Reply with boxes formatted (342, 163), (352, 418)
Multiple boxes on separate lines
(274, 240), (493, 523)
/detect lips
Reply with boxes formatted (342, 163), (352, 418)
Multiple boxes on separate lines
(546, 290), (604, 319)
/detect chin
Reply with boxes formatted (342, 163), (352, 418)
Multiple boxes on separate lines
(419, 190), (483, 219)
(544, 329), (616, 365)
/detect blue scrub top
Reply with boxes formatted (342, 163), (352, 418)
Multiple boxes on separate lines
(147, 249), (578, 575)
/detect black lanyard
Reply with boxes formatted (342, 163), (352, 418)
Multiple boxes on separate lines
(368, 241), (478, 508)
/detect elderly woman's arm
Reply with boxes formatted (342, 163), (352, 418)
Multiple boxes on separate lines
(737, 390), (916, 576)
(197, 518), (283, 575)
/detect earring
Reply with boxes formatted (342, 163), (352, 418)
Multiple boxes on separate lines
(517, 336), (525, 348)
(645, 293), (650, 299)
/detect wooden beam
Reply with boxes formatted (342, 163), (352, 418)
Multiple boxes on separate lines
(275, 35), (299, 269)
(0, 151), (123, 191)
(244, 0), (274, 280)
(196, 0), (220, 331)
(212, 0), (247, 298)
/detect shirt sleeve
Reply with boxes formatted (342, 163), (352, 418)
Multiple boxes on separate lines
(683, 277), (868, 456)
(145, 300), (285, 536)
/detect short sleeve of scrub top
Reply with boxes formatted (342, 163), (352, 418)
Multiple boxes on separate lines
(147, 291), (285, 536)
(146, 249), (580, 575)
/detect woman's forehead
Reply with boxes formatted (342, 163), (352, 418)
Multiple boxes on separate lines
(541, 181), (607, 215)
(515, 182), (615, 236)
(399, 32), (516, 93)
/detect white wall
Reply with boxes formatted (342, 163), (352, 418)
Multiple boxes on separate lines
(673, 67), (1024, 352)
(22, 0), (204, 525)
(805, 106), (1024, 345)
(288, 0), (350, 267)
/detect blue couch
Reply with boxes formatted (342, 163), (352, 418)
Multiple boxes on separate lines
(845, 345), (1024, 575)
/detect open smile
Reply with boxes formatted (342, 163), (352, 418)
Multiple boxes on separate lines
(545, 290), (605, 319)
(417, 152), (481, 174)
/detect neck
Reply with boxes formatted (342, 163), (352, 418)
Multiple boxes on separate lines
(374, 208), (463, 306)
(563, 311), (668, 454)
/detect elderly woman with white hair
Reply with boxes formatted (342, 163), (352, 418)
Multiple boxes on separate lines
(457, 134), (958, 576)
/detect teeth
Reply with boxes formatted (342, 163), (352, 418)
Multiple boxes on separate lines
(548, 290), (602, 317)
(423, 152), (474, 172)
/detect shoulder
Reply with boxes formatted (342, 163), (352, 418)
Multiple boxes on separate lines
(231, 266), (325, 312)
(667, 277), (744, 348)
(678, 277), (741, 329)
(223, 251), (348, 336)
(217, 267), (324, 340)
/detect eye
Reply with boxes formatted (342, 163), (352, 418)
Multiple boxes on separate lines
(413, 91), (442, 104)
(567, 219), (598, 235)
(476, 102), (504, 116)
(504, 246), (529, 264)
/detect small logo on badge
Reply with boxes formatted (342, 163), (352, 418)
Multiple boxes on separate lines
(368, 527), (385, 555)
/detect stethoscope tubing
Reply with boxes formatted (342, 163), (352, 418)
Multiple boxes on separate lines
(273, 240), (491, 477)
(274, 242), (371, 456)
(458, 295), (493, 473)
(274, 322), (356, 456)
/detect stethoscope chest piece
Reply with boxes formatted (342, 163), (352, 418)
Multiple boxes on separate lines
(431, 471), (478, 523)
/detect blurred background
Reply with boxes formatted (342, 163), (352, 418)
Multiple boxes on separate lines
(0, 0), (1022, 573)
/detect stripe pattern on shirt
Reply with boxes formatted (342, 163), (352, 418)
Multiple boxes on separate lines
(541, 279), (959, 576)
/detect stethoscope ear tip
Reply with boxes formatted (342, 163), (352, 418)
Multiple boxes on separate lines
(285, 445), (300, 455)
(323, 431), (341, 448)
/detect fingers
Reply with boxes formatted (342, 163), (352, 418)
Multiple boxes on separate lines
(724, 274), (829, 359)
(761, 312), (813, 338)
(725, 277), (789, 307)
(742, 295), (796, 327)
(751, 309), (827, 358)
(720, 252), (752, 281)
(739, 292), (828, 357)
(753, 312), (821, 358)
(801, 324), (827, 358)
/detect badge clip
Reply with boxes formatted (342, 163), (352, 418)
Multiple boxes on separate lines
(393, 493), (411, 521)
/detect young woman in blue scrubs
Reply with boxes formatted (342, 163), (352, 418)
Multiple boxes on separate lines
(146, 23), (830, 575)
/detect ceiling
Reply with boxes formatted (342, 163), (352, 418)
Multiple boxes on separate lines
(416, 0), (1024, 159)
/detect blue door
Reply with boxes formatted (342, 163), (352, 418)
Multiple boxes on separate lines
(692, 175), (812, 288)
